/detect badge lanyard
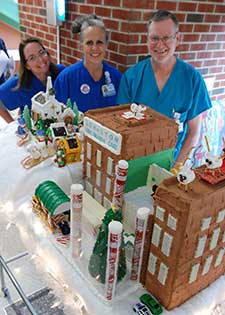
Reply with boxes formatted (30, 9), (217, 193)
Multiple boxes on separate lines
(101, 71), (116, 97)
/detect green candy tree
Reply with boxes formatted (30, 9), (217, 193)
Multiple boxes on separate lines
(88, 208), (126, 284)
(73, 101), (79, 126)
(23, 105), (32, 131)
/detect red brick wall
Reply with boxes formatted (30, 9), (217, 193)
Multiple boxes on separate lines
(18, 0), (225, 100)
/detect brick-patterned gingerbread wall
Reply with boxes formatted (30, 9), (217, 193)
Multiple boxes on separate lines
(18, 0), (225, 100)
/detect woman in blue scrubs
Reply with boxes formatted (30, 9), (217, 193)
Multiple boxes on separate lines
(54, 14), (122, 113)
(0, 37), (65, 123)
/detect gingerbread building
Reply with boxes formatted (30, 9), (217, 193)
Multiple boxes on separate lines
(83, 104), (178, 209)
(144, 176), (225, 309)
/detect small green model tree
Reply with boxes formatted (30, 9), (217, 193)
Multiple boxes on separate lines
(73, 101), (79, 126)
(88, 208), (126, 284)
(23, 105), (32, 131)
(66, 98), (72, 109)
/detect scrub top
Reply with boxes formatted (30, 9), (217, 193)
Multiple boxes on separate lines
(54, 60), (122, 113)
(117, 57), (212, 160)
(0, 64), (65, 114)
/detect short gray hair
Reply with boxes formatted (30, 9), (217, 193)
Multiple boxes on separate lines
(147, 10), (179, 34)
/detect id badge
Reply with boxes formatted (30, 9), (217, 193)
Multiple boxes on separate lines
(102, 83), (116, 97)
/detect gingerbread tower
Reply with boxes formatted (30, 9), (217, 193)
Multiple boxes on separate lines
(83, 104), (178, 208)
(145, 176), (225, 309)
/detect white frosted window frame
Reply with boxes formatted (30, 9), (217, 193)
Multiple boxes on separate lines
(161, 232), (173, 257)
(202, 255), (213, 275)
(156, 206), (165, 222)
(107, 157), (114, 175)
(216, 209), (225, 223)
(151, 224), (162, 248)
(167, 214), (177, 231)
(94, 188), (102, 204)
(87, 142), (92, 160)
(215, 248), (225, 267)
(189, 263), (200, 283)
(158, 262), (168, 285)
(210, 227), (220, 250)
(201, 217), (212, 231)
(195, 235), (207, 258)
(103, 196), (111, 209)
(96, 149), (102, 167)
(222, 231), (225, 243)
(85, 180), (93, 196)
(148, 252), (157, 275)
(105, 177), (111, 195)
(86, 162), (91, 178)
(96, 170), (101, 187)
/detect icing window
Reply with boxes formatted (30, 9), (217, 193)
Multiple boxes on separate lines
(209, 227), (220, 250)
(94, 188), (102, 204)
(96, 170), (101, 187)
(156, 206), (165, 222)
(103, 196), (111, 209)
(158, 262), (168, 285)
(195, 235), (207, 258)
(215, 248), (225, 267)
(161, 232), (173, 257)
(189, 263), (200, 283)
(151, 224), (162, 247)
(105, 177), (111, 195)
(107, 157), (114, 175)
(96, 149), (102, 167)
(148, 252), (157, 275)
(86, 162), (91, 178)
(201, 217), (212, 231)
(167, 214), (177, 231)
(202, 255), (213, 275)
(216, 209), (225, 223)
(222, 231), (225, 243)
(85, 180), (93, 195)
(87, 142), (92, 160)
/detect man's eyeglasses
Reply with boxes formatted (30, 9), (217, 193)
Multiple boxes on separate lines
(26, 49), (48, 63)
(148, 33), (177, 44)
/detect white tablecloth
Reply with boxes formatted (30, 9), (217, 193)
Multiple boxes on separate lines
(0, 122), (225, 315)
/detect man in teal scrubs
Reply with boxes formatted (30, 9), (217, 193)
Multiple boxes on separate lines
(117, 10), (211, 169)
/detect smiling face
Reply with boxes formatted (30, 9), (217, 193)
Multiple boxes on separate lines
(147, 18), (180, 66)
(24, 42), (50, 81)
(81, 26), (107, 67)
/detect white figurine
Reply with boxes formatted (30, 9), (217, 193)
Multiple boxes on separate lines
(177, 159), (196, 192)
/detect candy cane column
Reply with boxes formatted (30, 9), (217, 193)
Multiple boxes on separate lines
(70, 184), (84, 258)
(105, 221), (123, 301)
(130, 207), (151, 281)
(112, 160), (129, 210)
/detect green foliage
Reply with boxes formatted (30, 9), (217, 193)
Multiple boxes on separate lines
(73, 102), (79, 125)
(23, 105), (32, 130)
(66, 98), (72, 109)
(88, 208), (126, 284)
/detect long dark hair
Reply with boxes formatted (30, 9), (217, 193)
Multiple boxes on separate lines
(17, 37), (59, 90)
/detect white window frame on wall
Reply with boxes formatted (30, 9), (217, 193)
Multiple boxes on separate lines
(87, 142), (92, 160)
(107, 157), (114, 175)
(96, 149), (102, 167)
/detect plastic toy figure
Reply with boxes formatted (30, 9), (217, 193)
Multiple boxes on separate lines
(16, 116), (30, 146)
(54, 147), (66, 167)
(176, 159), (196, 192)
(36, 129), (48, 158)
